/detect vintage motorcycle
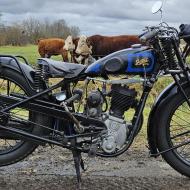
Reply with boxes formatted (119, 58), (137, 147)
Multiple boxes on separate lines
(0, 1), (190, 187)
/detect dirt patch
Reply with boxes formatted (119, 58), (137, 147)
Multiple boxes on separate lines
(0, 175), (190, 190)
(0, 143), (190, 190)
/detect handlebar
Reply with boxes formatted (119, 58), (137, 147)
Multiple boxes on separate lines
(139, 24), (179, 43)
(140, 30), (158, 42)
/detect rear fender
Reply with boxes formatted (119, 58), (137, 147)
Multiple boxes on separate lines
(0, 57), (35, 86)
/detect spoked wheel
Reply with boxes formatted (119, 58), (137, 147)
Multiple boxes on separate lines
(157, 89), (190, 177)
(0, 69), (46, 166)
(0, 80), (30, 153)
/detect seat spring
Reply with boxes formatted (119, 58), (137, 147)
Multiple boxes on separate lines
(34, 65), (48, 92)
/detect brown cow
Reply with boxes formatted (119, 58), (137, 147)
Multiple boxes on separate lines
(64, 35), (94, 65)
(38, 38), (68, 61)
(87, 35), (141, 59)
(74, 35), (94, 65)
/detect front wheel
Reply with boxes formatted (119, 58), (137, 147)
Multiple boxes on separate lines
(157, 89), (190, 177)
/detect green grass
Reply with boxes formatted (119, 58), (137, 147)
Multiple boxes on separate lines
(0, 45), (63, 66)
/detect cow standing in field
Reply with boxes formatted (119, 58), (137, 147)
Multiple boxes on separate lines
(87, 35), (141, 59)
(38, 36), (80, 62)
(64, 35), (94, 65)
(38, 38), (68, 61)
(63, 35), (76, 62)
(74, 35), (94, 65)
(37, 38), (65, 59)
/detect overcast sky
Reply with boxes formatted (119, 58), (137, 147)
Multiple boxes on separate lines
(1, 0), (189, 36)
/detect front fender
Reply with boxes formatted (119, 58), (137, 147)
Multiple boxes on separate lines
(147, 81), (180, 156)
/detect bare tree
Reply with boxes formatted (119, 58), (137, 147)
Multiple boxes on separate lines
(0, 13), (6, 45)
(22, 17), (42, 43)
(0, 17), (80, 45)
(5, 24), (27, 46)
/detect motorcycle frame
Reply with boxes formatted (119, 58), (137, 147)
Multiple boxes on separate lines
(0, 68), (156, 154)
(0, 35), (189, 156)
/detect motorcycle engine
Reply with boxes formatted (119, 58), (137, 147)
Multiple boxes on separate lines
(86, 84), (137, 154)
(102, 115), (130, 153)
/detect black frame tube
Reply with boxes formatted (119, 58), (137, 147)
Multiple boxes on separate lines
(1, 79), (64, 112)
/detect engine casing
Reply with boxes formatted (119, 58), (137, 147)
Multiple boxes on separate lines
(101, 115), (129, 154)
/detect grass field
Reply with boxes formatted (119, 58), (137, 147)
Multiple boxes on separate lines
(0, 45), (63, 65)
(0, 45), (176, 145)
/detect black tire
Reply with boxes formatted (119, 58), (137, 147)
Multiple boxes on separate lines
(0, 69), (46, 166)
(157, 88), (190, 177)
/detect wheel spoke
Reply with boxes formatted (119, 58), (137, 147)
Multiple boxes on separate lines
(179, 144), (189, 156)
(0, 78), (31, 154)
(181, 103), (190, 111)
(171, 130), (190, 139)
(12, 83), (17, 93)
(0, 80), (5, 89)
(171, 119), (188, 127)
(7, 81), (10, 96)
(170, 126), (190, 133)
(177, 108), (190, 115)
(173, 113), (190, 125)
(169, 99), (190, 163)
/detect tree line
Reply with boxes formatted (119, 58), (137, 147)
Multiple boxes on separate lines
(0, 17), (80, 46)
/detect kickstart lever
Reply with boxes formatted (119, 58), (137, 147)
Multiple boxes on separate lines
(61, 102), (84, 133)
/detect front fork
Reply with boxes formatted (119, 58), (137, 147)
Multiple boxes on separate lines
(172, 38), (190, 106)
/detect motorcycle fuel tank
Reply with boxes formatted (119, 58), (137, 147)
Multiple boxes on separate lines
(85, 45), (156, 76)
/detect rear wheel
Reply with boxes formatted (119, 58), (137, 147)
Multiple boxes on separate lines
(157, 89), (190, 177)
(0, 69), (46, 166)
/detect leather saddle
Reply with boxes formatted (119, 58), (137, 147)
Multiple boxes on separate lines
(38, 58), (86, 79)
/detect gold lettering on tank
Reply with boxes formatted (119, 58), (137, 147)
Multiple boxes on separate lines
(135, 58), (149, 66)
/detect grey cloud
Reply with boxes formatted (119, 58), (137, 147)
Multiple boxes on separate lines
(0, 0), (189, 35)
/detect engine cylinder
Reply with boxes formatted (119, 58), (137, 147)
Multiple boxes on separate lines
(110, 84), (137, 118)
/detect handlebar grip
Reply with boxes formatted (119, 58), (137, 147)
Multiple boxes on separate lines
(140, 30), (158, 42)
